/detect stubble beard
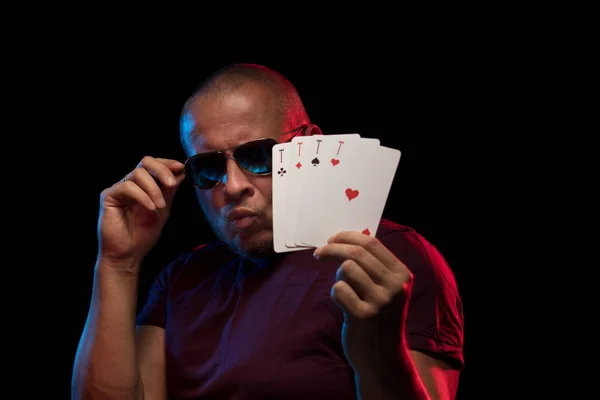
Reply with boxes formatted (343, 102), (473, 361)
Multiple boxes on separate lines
(219, 222), (274, 259)
(202, 204), (275, 259)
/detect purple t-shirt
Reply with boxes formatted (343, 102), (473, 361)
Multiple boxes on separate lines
(136, 219), (464, 399)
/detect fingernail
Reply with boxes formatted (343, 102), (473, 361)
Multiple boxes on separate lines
(327, 235), (336, 243)
(313, 249), (320, 259)
(168, 176), (176, 185)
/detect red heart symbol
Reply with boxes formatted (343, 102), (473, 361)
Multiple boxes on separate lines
(331, 158), (340, 166)
(345, 188), (359, 201)
(362, 229), (370, 235)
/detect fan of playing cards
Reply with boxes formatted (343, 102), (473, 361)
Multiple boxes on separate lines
(272, 133), (401, 253)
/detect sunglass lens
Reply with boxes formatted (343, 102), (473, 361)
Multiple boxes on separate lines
(236, 139), (275, 174)
(186, 153), (225, 188)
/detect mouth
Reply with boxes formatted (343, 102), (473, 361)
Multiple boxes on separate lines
(226, 208), (259, 231)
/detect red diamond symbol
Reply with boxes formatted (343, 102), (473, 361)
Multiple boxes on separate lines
(296, 162), (302, 169)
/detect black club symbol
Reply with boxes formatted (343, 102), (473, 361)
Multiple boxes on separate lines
(277, 167), (286, 176)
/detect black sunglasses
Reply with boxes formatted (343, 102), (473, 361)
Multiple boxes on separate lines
(184, 125), (309, 189)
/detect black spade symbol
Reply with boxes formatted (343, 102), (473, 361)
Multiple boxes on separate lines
(311, 157), (320, 166)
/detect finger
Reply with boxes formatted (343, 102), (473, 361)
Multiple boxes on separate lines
(331, 280), (377, 319)
(155, 158), (186, 172)
(336, 259), (389, 305)
(135, 156), (183, 189)
(156, 158), (186, 187)
(328, 231), (407, 274)
(105, 180), (157, 211)
(316, 242), (389, 284)
(126, 167), (167, 208)
(161, 170), (186, 205)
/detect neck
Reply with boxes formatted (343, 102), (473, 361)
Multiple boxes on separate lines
(239, 249), (287, 271)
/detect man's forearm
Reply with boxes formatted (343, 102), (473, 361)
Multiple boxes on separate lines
(354, 345), (430, 400)
(71, 259), (143, 400)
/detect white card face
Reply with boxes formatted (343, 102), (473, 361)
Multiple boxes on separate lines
(284, 134), (362, 248)
(296, 144), (401, 247)
(272, 142), (304, 253)
(291, 135), (380, 246)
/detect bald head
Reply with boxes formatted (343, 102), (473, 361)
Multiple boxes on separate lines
(177, 65), (314, 257)
(180, 64), (309, 146)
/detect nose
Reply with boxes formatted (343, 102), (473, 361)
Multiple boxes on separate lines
(221, 155), (254, 200)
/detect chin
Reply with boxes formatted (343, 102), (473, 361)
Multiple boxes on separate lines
(231, 230), (274, 258)
(214, 222), (274, 258)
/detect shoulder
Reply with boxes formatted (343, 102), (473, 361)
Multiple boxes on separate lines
(375, 218), (459, 290)
(375, 218), (433, 260)
(375, 218), (417, 238)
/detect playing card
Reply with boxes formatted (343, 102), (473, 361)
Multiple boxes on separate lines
(289, 135), (380, 247)
(272, 142), (305, 253)
(284, 134), (363, 249)
(273, 133), (400, 253)
(295, 143), (401, 248)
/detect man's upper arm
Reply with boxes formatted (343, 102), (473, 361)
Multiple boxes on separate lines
(377, 224), (465, 398)
(379, 228), (465, 365)
(409, 350), (460, 400)
(136, 325), (167, 400)
(134, 258), (172, 399)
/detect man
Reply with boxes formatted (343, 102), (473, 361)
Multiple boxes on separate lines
(72, 64), (464, 399)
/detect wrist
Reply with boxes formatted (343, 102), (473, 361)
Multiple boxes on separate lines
(354, 361), (399, 386)
(353, 342), (430, 400)
(354, 367), (400, 400)
(352, 340), (411, 381)
(95, 255), (143, 279)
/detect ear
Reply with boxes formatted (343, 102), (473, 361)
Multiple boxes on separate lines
(304, 123), (323, 136)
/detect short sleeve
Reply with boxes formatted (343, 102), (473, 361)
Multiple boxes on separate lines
(136, 267), (169, 328)
(378, 228), (465, 369)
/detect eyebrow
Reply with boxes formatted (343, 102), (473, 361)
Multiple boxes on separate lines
(190, 134), (214, 151)
(192, 129), (262, 152)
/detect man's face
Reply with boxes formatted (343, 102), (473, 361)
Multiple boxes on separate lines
(181, 83), (287, 257)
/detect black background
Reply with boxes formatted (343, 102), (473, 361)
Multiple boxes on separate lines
(18, 32), (524, 398)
